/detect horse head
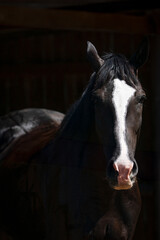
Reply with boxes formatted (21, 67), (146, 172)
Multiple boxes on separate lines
(87, 39), (149, 190)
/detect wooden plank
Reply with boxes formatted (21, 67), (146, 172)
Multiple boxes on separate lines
(0, 6), (155, 34)
(0, 63), (91, 77)
(0, 0), (123, 7)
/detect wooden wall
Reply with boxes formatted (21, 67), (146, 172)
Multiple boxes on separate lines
(0, 30), (150, 114)
(0, 6), (159, 240)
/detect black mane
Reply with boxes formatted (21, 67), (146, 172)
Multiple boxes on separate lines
(57, 73), (96, 142)
(56, 53), (138, 142)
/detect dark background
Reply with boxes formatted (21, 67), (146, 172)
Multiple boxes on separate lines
(0, 1), (159, 239)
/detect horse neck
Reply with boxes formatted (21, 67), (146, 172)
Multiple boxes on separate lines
(52, 73), (105, 169)
(58, 74), (97, 143)
(60, 99), (95, 142)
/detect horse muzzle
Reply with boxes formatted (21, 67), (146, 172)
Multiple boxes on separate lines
(113, 178), (133, 190)
(112, 161), (135, 190)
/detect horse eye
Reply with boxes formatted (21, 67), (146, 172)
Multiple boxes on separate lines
(137, 95), (146, 104)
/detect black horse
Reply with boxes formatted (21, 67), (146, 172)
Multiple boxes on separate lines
(0, 40), (149, 240)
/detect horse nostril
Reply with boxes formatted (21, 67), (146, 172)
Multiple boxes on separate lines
(131, 159), (138, 177)
(113, 161), (134, 190)
(113, 162), (133, 180)
(114, 159), (133, 171)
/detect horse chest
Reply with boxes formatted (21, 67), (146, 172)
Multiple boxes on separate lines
(50, 144), (140, 240)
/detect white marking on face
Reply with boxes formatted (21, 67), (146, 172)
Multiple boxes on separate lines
(112, 78), (136, 166)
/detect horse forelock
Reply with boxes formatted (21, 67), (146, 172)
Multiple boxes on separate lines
(94, 53), (139, 90)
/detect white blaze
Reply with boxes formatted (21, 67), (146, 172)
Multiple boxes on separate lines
(112, 78), (136, 166)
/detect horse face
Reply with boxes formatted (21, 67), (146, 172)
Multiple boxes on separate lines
(87, 40), (148, 190)
(94, 77), (146, 190)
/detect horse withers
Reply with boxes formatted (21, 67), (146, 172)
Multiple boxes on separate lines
(0, 39), (149, 240)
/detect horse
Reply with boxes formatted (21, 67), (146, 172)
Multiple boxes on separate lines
(0, 108), (64, 167)
(0, 39), (149, 240)
(0, 108), (64, 239)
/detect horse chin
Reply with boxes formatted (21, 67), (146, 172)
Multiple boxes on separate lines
(110, 179), (134, 190)
(113, 183), (133, 190)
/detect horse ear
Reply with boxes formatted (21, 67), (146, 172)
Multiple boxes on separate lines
(87, 41), (104, 72)
(129, 37), (149, 70)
